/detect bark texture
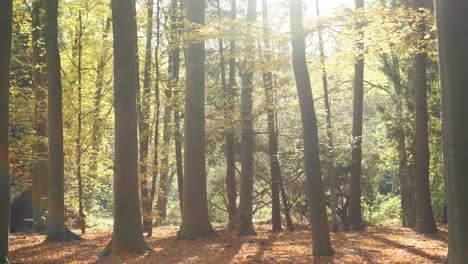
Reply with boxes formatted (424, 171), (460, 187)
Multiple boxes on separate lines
(437, 1), (468, 262)
(0, 0), (13, 262)
(289, 0), (333, 256)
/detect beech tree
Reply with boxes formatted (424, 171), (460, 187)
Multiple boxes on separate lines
(0, 0), (13, 262)
(347, 0), (365, 231)
(101, 0), (150, 255)
(289, 0), (333, 256)
(413, 0), (437, 234)
(31, 0), (48, 231)
(436, 0), (468, 262)
(177, 0), (216, 239)
(45, 0), (67, 241)
(238, 0), (257, 236)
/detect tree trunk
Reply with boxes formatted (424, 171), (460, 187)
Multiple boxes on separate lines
(238, 0), (257, 236)
(436, 1), (468, 262)
(261, 0), (282, 232)
(0, 0), (12, 262)
(101, 0), (151, 255)
(173, 0), (184, 214)
(288, 0), (333, 256)
(177, 0), (216, 239)
(413, 0), (437, 235)
(226, 0), (238, 229)
(157, 0), (180, 224)
(31, 0), (48, 231)
(45, 0), (67, 241)
(346, 0), (365, 231)
(140, 0), (154, 235)
(316, 0), (338, 233)
(75, 10), (86, 235)
(148, 0), (161, 237)
(380, 51), (417, 227)
(278, 166), (294, 231)
(90, 16), (111, 233)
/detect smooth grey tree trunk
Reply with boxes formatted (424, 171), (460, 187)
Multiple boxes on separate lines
(261, 0), (282, 232)
(316, 0), (338, 233)
(436, 0), (468, 262)
(347, 0), (365, 231)
(31, 0), (48, 231)
(177, 0), (216, 239)
(288, 0), (333, 256)
(238, 0), (257, 236)
(226, 0), (238, 229)
(413, 0), (437, 234)
(140, 0), (154, 234)
(101, 0), (151, 255)
(0, 0), (12, 262)
(45, 0), (67, 242)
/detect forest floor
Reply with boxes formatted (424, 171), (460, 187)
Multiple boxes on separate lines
(9, 224), (448, 264)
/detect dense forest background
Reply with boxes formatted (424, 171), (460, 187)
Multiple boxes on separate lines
(3, 0), (465, 262)
(8, 0), (444, 227)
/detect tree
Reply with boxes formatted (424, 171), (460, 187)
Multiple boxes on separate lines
(226, 0), (238, 229)
(413, 0), (437, 234)
(261, 0), (282, 232)
(288, 0), (333, 256)
(177, 0), (216, 239)
(45, 0), (67, 241)
(101, 0), (151, 255)
(31, 0), (48, 231)
(156, 0), (180, 224)
(148, 0), (162, 238)
(316, 0), (338, 233)
(238, 0), (257, 236)
(140, 0), (154, 234)
(0, 0), (13, 262)
(437, 1), (468, 262)
(347, 0), (365, 231)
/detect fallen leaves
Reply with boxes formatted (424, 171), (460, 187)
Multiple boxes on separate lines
(8, 224), (448, 263)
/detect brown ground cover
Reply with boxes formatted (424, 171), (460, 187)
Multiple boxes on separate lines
(8, 224), (448, 263)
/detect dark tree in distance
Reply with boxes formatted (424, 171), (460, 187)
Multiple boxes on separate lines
(140, 0), (154, 234)
(261, 0), (282, 232)
(101, 0), (151, 255)
(288, 0), (333, 256)
(316, 0), (339, 233)
(0, 0), (13, 262)
(226, 0), (238, 229)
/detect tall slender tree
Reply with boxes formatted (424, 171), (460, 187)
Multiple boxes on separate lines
(261, 0), (282, 232)
(148, 0), (161, 237)
(75, 10), (86, 235)
(140, 0), (154, 234)
(45, 0), (67, 241)
(347, 0), (365, 231)
(101, 0), (151, 255)
(31, 0), (48, 231)
(316, 0), (338, 233)
(437, 1), (468, 262)
(177, 0), (216, 239)
(157, 0), (180, 224)
(238, 0), (257, 236)
(226, 0), (238, 229)
(413, 0), (437, 234)
(0, 0), (13, 262)
(288, 0), (333, 256)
